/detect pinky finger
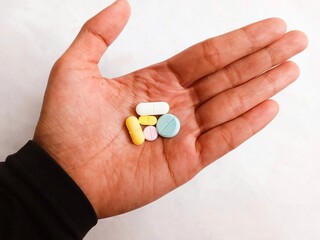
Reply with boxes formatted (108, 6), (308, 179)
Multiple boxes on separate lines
(198, 99), (279, 168)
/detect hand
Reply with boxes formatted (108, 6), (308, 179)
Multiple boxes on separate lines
(33, 0), (308, 218)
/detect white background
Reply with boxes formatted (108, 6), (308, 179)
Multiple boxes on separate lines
(0, 0), (319, 239)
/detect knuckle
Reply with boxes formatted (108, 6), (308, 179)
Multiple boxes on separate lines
(82, 19), (93, 31)
(52, 57), (65, 72)
(227, 90), (247, 115)
(264, 47), (274, 67)
(219, 125), (236, 151)
(241, 116), (255, 136)
(201, 40), (221, 67)
(51, 56), (73, 75)
(240, 28), (255, 52)
(263, 73), (278, 95)
(224, 64), (242, 88)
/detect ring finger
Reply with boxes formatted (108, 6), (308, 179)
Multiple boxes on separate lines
(196, 61), (300, 133)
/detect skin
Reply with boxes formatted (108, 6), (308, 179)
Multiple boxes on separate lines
(33, 0), (308, 219)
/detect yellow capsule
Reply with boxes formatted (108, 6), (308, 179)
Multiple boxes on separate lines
(126, 116), (145, 145)
(138, 116), (157, 126)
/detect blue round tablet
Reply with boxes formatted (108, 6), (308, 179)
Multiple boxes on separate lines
(156, 114), (180, 138)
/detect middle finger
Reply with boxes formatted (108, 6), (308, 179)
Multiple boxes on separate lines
(190, 31), (307, 107)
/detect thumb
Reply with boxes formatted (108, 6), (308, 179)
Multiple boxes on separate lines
(64, 0), (131, 64)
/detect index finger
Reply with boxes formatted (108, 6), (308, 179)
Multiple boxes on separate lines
(166, 18), (287, 87)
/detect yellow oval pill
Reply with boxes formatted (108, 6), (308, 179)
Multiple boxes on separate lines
(138, 116), (157, 126)
(126, 116), (145, 145)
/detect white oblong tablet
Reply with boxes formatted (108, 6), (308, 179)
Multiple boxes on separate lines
(136, 102), (170, 116)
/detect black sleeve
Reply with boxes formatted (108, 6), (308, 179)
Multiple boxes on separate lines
(0, 141), (97, 240)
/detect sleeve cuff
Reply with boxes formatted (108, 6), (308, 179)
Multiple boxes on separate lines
(5, 140), (97, 238)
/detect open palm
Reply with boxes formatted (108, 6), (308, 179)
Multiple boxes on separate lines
(34, 0), (307, 218)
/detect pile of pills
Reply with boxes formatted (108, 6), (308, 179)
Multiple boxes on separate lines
(126, 102), (180, 145)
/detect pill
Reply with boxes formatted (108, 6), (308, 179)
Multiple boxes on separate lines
(136, 102), (169, 116)
(126, 116), (145, 145)
(139, 115), (157, 126)
(143, 126), (158, 141)
(156, 114), (180, 138)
